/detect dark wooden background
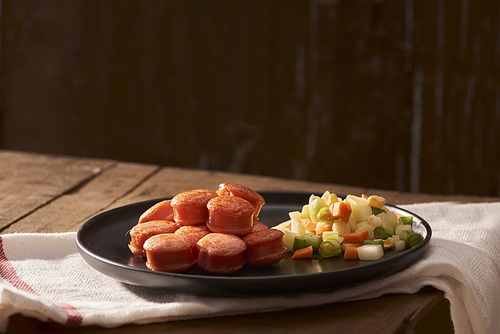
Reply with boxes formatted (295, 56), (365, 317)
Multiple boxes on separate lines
(0, 0), (499, 197)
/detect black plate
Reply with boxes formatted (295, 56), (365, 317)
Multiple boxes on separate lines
(76, 191), (431, 295)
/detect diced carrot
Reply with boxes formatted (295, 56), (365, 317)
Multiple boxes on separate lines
(344, 246), (359, 260)
(329, 201), (352, 224)
(342, 230), (369, 243)
(315, 224), (331, 235)
(303, 220), (317, 232)
(362, 194), (368, 200)
(291, 245), (313, 259)
(342, 242), (363, 252)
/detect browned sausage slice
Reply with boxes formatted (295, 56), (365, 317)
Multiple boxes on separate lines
(217, 183), (265, 221)
(138, 200), (175, 224)
(206, 196), (254, 236)
(194, 233), (247, 274)
(170, 189), (218, 226)
(143, 234), (195, 272)
(251, 221), (269, 233)
(242, 229), (287, 267)
(174, 225), (211, 245)
(129, 220), (180, 256)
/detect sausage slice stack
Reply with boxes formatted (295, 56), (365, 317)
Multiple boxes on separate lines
(128, 183), (287, 274)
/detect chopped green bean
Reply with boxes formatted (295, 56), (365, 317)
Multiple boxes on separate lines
(373, 226), (393, 240)
(406, 232), (422, 248)
(303, 234), (323, 251)
(292, 236), (307, 253)
(371, 207), (386, 215)
(399, 230), (411, 241)
(399, 216), (413, 225)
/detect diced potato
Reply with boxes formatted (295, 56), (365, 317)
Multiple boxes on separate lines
(347, 196), (372, 222)
(367, 215), (383, 229)
(309, 194), (320, 206)
(345, 197), (360, 221)
(358, 205), (372, 222)
(289, 211), (302, 222)
(346, 194), (369, 206)
(321, 191), (331, 203)
(291, 219), (306, 237)
(395, 224), (412, 235)
(377, 212), (395, 233)
(394, 239), (406, 251)
(322, 231), (339, 241)
(347, 212), (357, 232)
(383, 209), (398, 231)
(332, 221), (350, 235)
(282, 229), (298, 252)
(357, 244), (384, 260)
(301, 205), (310, 219)
(355, 221), (375, 237)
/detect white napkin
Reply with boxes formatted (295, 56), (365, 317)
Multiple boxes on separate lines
(1, 202), (499, 334)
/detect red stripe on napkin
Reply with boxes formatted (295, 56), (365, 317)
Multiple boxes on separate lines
(0, 236), (83, 326)
(56, 302), (83, 326)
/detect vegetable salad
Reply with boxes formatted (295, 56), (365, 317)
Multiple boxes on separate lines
(271, 191), (422, 261)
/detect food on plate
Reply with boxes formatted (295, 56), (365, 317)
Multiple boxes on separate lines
(206, 196), (255, 236)
(251, 221), (269, 233)
(343, 245), (359, 260)
(138, 199), (174, 224)
(291, 246), (313, 259)
(129, 185), (424, 275)
(193, 233), (247, 274)
(143, 234), (195, 272)
(170, 189), (218, 226)
(174, 225), (211, 245)
(272, 191), (423, 261)
(217, 183), (265, 221)
(242, 229), (287, 266)
(128, 220), (180, 256)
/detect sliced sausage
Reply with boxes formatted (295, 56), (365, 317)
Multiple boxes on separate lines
(138, 199), (175, 224)
(251, 221), (269, 233)
(170, 189), (218, 226)
(143, 234), (195, 272)
(216, 183), (265, 221)
(174, 225), (211, 245)
(194, 233), (247, 274)
(242, 229), (287, 267)
(206, 196), (254, 236)
(129, 220), (180, 256)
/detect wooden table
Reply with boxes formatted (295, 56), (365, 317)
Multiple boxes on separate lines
(2, 150), (497, 333)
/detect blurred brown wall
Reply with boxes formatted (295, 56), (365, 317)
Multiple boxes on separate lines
(0, 0), (499, 197)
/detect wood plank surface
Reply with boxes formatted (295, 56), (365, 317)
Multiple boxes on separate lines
(0, 150), (115, 230)
(1, 160), (159, 233)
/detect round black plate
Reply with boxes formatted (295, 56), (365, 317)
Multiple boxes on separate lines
(76, 191), (431, 295)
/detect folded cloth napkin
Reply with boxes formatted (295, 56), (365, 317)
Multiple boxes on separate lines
(1, 202), (499, 333)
